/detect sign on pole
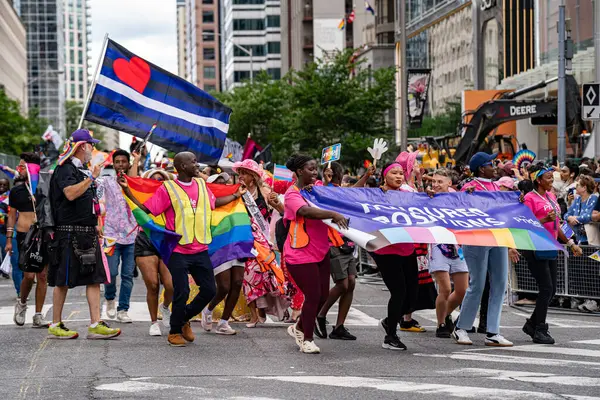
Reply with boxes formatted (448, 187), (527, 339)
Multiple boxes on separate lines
(321, 143), (341, 165)
(582, 83), (600, 120)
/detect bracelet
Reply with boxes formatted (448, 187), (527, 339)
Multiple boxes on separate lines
(6, 227), (13, 232)
(566, 239), (575, 248)
(89, 175), (96, 182)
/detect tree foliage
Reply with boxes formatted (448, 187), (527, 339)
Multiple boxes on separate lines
(408, 101), (462, 139)
(214, 49), (396, 169)
(0, 88), (49, 156)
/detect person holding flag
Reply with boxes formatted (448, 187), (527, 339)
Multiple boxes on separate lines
(7, 153), (49, 328)
(119, 151), (245, 346)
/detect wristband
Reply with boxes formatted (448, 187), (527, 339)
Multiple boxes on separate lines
(566, 239), (575, 248)
(89, 175), (96, 182)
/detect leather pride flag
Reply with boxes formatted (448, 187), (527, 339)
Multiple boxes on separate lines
(84, 39), (231, 164)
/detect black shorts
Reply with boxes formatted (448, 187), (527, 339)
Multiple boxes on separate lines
(48, 229), (107, 288)
(134, 231), (160, 258)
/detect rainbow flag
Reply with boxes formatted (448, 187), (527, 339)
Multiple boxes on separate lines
(206, 183), (254, 267)
(123, 175), (181, 263)
(338, 18), (345, 30)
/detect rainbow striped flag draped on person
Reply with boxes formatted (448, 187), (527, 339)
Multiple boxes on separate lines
(121, 176), (254, 266)
(83, 38), (231, 164)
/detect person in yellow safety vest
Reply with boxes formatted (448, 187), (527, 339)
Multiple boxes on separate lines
(119, 151), (245, 347)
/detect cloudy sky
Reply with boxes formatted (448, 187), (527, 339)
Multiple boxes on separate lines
(89, 0), (178, 75)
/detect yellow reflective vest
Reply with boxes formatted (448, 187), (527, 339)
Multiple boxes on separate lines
(163, 178), (212, 245)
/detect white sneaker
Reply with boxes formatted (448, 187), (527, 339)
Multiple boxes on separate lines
(451, 329), (473, 345)
(149, 322), (162, 336)
(578, 299), (599, 313)
(106, 300), (117, 319)
(13, 300), (27, 326)
(215, 321), (237, 335)
(159, 303), (171, 329)
(32, 313), (50, 329)
(300, 340), (321, 354)
(485, 334), (513, 347)
(201, 309), (212, 332)
(287, 323), (304, 349)
(116, 310), (132, 323)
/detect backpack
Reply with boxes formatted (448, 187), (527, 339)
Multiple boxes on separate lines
(275, 218), (289, 253)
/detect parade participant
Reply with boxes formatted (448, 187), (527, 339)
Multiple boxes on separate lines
(119, 151), (244, 346)
(315, 161), (358, 341)
(8, 153), (49, 328)
(201, 171), (247, 335)
(48, 129), (121, 339)
(564, 175), (598, 245)
(369, 162), (419, 351)
(497, 176), (516, 191)
(135, 168), (174, 336)
(212, 159), (287, 329)
(427, 169), (468, 338)
(395, 151), (428, 333)
(102, 149), (138, 323)
(283, 154), (348, 354)
(0, 177), (22, 294)
(453, 152), (517, 347)
(523, 163), (582, 344)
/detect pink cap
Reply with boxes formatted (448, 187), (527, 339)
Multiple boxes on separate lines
(497, 176), (515, 189)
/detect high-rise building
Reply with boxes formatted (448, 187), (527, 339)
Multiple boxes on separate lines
(221, 0), (281, 90)
(281, 0), (355, 74)
(63, 0), (90, 102)
(177, 0), (186, 78)
(185, 0), (221, 91)
(18, 0), (66, 134)
(0, 0), (27, 108)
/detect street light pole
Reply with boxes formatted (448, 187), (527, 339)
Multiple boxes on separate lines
(558, 2), (566, 164)
(203, 31), (254, 85)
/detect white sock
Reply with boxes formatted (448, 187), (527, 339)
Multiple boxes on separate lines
(204, 308), (212, 315)
(219, 319), (228, 325)
(90, 322), (98, 328)
(34, 312), (42, 316)
(50, 322), (60, 328)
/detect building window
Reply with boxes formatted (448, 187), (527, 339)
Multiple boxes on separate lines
(203, 29), (215, 41)
(267, 41), (280, 54)
(70, 49), (75, 63)
(234, 44), (265, 57)
(78, 50), (83, 64)
(266, 15), (280, 28)
(234, 70), (251, 82)
(203, 66), (216, 79)
(71, 84), (75, 98)
(203, 48), (216, 60)
(204, 84), (216, 91)
(79, 68), (84, 82)
(69, 32), (74, 47)
(267, 68), (281, 80)
(79, 84), (84, 96)
(203, 11), (214, 23)
(233, 19), (265, 31)
(202, 0), (213, 3)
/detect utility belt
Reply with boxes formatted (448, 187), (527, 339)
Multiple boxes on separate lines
(55, 225), (96, 234)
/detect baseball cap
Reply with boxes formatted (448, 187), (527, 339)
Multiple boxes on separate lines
(71, 129), (100, 144)
(497, 176), (515, 189)
(469, 152), (497, 173)
(207, 172), (231, 183)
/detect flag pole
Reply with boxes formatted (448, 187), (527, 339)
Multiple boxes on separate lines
(78, 33), (109, 130)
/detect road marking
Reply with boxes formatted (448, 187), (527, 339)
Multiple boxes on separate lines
(96, 380), (201, 393)
(253, 376), (600, 399)
(19, 338), (50, 400)
(414, 352), (600, 368)
(0, 304), (51, 326)
(573, 339), (600, 345)
(449, 368), (600, 386)
(472, 344), (600, 358)
(510, 310), (600, 328)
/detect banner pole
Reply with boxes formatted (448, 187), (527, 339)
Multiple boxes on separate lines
(78, 34), (109, 130)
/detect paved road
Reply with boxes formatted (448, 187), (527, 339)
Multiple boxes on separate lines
(0, 275), (599, 399)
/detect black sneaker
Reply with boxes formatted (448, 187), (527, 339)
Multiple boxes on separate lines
(314, 316), (328, 339)
(382, 335), (407, 351)
(329, 325), (357, 340)
(533, 323), (555, 345)
(444, 315), (455, 332)
(522, 318), (535, 338)
(436, 323), (451, 338)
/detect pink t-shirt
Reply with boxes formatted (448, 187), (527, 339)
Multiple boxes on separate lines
(523, 191), (559, 239)
(145, 179), (216, 254)
(283, 186), (330, 265)
(461, 178), (499, 192)
(375, 186), (416, 256)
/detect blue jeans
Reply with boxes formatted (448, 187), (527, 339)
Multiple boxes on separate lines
(0, 234), (22, 296)
(457, 245), (508, 335)
(104, 243), (135, 311)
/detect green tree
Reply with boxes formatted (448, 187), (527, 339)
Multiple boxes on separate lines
(0, 88), (48, 156)
(214, 49), (396, 169)
(65, 100), (106, 148)
(408, 101), (462, 139)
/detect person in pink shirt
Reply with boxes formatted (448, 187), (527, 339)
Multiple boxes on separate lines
(283, 154), (348, 354)
(522, 163), (582, 344)
(120, 152), (244, 347)
(368, 161), (419, 351)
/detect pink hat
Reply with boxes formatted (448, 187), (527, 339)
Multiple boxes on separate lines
(232, 159), (264, 180)
(396, 151), (418, 178)
(497, 176), (515, 189)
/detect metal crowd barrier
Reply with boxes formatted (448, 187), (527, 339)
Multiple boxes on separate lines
(509, 245), (600, 303)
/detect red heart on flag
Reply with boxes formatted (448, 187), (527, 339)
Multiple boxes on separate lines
(113, 57), (151, 93)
